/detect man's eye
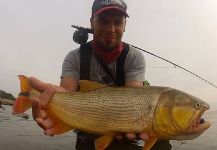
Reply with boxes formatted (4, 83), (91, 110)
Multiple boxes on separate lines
(96, 18), (124, 26)
(98, 19), (109, 24)
(101, 20), (109, 24)
(114, 20), (123, 26)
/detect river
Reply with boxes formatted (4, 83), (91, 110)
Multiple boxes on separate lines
(0, 105), (216, 150)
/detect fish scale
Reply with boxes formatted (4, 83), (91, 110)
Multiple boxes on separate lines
(48, 86), (167, 134)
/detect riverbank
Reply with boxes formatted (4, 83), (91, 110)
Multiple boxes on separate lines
(0, 99), (14, 106)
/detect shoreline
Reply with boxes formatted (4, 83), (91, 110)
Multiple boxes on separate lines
(0, 99), (14, 106)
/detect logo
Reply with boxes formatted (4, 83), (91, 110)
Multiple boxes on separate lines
(101, 0), (123, 6)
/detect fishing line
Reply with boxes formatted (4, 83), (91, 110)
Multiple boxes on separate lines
(71, 25), (217, 89)
(131, 45), (217, 89)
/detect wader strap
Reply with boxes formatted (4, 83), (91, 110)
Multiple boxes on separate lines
(79, 42), (92, 80)
(116, 43), (129, 86)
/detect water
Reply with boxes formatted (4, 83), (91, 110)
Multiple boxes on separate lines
(0, 106), (75, 150)
(0, 105), (216, 150)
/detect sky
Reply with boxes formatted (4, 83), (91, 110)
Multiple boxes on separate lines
(0, 0), (217, 110)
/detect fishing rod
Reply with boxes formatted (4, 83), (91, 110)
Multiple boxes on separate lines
(131, 45), (217, 89)
(71, 25), (217, 89)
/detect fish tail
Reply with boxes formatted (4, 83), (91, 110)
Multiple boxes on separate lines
(12, 75), (32, 114)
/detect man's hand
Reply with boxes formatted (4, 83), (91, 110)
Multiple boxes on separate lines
(29, 77), (66, 136)
(115, 133), (149, 141)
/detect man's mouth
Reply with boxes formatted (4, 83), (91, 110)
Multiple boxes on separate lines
(105, 37), (115, 40)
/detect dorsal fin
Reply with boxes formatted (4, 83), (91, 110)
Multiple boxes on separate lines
(79, 80), (107, 92)
(18, 75), (32, 92)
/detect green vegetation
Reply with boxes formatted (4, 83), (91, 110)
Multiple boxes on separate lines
(0, 90), (15, 100)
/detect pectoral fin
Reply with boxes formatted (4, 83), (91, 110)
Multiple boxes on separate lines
(13, 96), (32, 114)
(44, 105), (73, 135)
(95, 134), (114, 150)
(79, 80), (107, 92)
(143, 136), (159, 150)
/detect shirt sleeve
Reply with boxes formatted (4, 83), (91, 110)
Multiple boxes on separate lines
(124, 45), (146, 82)
(61, 48), (80, 80)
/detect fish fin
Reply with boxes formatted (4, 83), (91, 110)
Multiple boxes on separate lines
(143, 136), (159, 150)
(13, 75), (32, 114)
(12, 96), (32, 114)
(44, 106), (73, 135)
(18, 75), (32, 92)
(95, 134), (114, 150)
(79, 80), (107, 92)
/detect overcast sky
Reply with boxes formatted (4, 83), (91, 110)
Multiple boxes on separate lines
(0, 0), (217, 110)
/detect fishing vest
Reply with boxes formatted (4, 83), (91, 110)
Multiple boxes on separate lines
(79, 42), (129, 86)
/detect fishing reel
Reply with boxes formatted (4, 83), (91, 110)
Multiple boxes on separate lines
(71, 25), (93, 44)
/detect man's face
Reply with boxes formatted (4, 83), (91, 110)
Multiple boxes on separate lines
(91, 10), (126, 50)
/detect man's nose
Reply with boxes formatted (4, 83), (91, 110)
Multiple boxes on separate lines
(106, 21), (116, 32)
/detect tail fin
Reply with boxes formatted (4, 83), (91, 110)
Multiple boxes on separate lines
(12, 75), (32, 114)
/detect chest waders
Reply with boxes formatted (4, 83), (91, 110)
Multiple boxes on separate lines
(75, 42), (130, 149)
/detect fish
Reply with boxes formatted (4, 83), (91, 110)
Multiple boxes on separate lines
(13, 75), (211, 150)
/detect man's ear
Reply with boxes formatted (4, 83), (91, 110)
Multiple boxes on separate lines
(90, 17), (94, 32)
(123, 19), (127, 32)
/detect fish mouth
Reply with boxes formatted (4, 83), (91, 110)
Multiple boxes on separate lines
(188, 111), (211, 134)
(191, 118), (211, 133)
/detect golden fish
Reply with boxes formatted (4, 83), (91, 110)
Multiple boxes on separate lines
(13, 75), (211, 150)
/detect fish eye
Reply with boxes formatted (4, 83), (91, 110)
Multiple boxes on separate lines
(195, 103), (201, 108)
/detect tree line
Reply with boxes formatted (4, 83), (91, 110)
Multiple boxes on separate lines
(0, 90), (15, 100)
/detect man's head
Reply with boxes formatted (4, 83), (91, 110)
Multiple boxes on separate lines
(90, 0), (129, 50)
(92, 0), (128, 18)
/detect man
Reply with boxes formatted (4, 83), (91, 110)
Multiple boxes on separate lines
(30, 0), (171, 149)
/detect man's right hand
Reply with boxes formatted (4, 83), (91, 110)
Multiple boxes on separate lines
(29, 77), (66, 136)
